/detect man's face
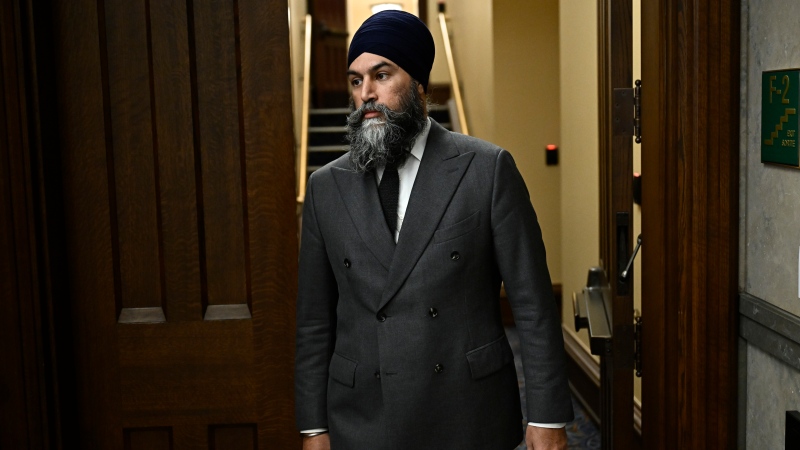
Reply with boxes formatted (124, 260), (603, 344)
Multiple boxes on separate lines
(347, 52), (424, 115)
(344, 53), (428, 173)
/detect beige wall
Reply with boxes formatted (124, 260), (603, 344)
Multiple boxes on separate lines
(493, 0), (561, 282)
(425, 2), (450, 86)
(632, 0), (642, 406)
(558, 0), (599, 354)
(447, 0), (495, 142)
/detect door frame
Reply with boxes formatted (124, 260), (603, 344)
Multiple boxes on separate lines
(641, 0), (740, 448)
(596, 0), (635, 448)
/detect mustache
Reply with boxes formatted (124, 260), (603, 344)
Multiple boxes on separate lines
(347, 101), (396, 126)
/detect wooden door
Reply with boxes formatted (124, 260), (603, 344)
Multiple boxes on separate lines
(596, 0), (635, 448)
(52, 0), (298, 448)
(640, 0), (740, 448)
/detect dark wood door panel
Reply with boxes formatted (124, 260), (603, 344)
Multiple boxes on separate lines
(53, 0), (297, 448)
(104, 0), (163, 313)
(117, 322), (256, 423)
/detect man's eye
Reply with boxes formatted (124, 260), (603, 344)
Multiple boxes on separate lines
(376, 73), (388, 80)
(351, 79), (362, 87)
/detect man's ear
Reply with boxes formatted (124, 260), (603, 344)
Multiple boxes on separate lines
(417, 83), (427, 114)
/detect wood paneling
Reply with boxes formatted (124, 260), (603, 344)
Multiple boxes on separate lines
(105, 0), (162, 312)
(193, 0), (249, 311)
(0, 2), (45, 447)
(150, 0), (201, 323)
(52, 0), (298, 448)
(641, 0), (740, 448)
(124, 427), (173, 450)
(210, 424), (256, 450)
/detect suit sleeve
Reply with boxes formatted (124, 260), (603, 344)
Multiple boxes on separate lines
(490, 150), (574, 424)
(295, 174), (339, 431)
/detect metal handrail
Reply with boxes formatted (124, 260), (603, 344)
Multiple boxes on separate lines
(438, 12), (469, 136)
(297, 14), (312, 203)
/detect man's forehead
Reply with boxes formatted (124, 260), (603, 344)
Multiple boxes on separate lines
(347, 52), (401, 74)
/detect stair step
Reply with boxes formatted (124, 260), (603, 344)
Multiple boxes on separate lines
(309, 145), (348, 152)
(310, 107), (350, 115)
(309, 126), (347, 133)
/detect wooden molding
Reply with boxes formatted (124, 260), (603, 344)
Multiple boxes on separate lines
(562, 325), (600, 387)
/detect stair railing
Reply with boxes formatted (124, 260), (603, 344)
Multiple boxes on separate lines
(297, 14), (312, 204)
(438, 10), (469, 136)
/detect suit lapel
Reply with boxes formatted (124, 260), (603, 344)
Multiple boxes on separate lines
(379, 121), (475, 310)
(331, 167), (395, 271)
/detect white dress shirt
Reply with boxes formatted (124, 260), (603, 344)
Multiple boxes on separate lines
(301, 117), (564, 434)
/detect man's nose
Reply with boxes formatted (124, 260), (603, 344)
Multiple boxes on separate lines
(360, 78), (377, 103)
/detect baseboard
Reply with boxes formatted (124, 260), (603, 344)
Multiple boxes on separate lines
(562, 325), (642, 438)
(562, 325), (601, 425)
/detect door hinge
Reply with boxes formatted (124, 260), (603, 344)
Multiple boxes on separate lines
(633, 312), (642, 377)
(612, 79), (642, 143)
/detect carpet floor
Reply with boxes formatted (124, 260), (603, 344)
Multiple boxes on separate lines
(505, 327), (601, 450)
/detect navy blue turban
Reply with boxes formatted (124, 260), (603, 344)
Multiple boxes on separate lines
(348, 10), (435, 92)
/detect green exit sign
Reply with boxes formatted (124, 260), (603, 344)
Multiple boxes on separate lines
(762, 69), (800, 167)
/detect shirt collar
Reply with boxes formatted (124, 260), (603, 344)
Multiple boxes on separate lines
(409, 117), (431, 162)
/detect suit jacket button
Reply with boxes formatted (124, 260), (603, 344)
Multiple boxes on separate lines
(429, 307), (438, 318)
(377, 312), (387, 322)
(434, 363), (444, 373)
(450, 251), (460, 261)
(343, 258), (351, 268)
(374, 371), (381, 379)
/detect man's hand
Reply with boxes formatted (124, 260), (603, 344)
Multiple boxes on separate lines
(302, 433), (330, 450)
(525, 425), (567, 450)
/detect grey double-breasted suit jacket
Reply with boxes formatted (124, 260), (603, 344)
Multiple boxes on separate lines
(295, 119), (573, 449)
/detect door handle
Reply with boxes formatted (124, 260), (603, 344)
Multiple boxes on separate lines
(620, 234), (642, 280)
(572, 267), (613, 355)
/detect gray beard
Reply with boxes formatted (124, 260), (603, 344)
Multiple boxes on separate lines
(345, 82), (427, 173)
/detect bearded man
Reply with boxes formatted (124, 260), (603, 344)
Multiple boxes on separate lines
(295, 10), (573, 450)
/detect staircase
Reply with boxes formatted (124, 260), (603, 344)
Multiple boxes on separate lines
(304, 104), (454, 178)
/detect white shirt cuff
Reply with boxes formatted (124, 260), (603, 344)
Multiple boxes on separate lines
(300, 428), (328, 434)
(528, 422), (567, 429)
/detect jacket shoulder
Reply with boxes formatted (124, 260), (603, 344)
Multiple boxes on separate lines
(307, 152), (352, 184)
(427, 118), (503, 159)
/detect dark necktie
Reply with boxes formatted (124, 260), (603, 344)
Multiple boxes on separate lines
(378, 162), (399, 235)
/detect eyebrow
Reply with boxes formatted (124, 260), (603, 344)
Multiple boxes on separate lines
(346, 61), (392, 77)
